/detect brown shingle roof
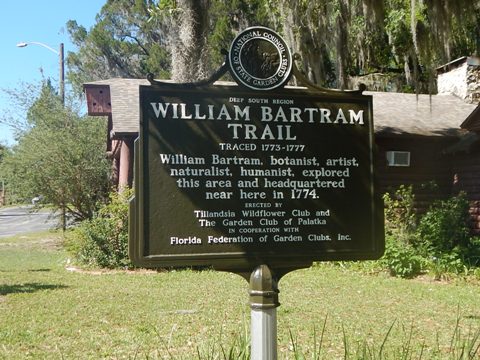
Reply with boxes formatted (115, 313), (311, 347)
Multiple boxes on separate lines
(367, 91), (478, 137)
(84, 79), (478, 138)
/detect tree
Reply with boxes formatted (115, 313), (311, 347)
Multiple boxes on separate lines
(67, 0), (480, 92)
(278, 0), (480, 90)
(147, 0), (279, 81)
(66, 0), (171, 93)
(0, 81), (110, 222)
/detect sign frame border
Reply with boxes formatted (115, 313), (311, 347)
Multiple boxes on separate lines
(129, 83), (384, 271)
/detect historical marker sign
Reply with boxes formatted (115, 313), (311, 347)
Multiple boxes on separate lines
(129, 84), (384, 271)
(129, 27), (385, 360)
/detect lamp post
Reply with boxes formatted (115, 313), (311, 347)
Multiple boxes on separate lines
(17, 41), (66, 230)
(16, 41), (65, 105)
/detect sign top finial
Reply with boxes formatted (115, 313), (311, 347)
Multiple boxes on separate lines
(228, 27), (293, 91)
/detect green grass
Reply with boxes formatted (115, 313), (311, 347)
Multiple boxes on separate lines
(0, 232), (479, 359)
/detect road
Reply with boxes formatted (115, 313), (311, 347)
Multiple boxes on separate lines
(0, 206), (58, 237)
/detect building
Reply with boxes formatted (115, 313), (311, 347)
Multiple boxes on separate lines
(83, 71), (480, 230)
(84, 78), (145, 189)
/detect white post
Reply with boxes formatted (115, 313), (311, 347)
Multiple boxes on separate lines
(251, 307), (277, 360)
(249, 265), (279, 360)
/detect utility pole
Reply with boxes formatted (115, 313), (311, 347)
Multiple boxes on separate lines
(59, 43), (65, 106)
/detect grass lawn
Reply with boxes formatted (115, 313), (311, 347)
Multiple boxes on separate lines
(0, 232), (479, 359)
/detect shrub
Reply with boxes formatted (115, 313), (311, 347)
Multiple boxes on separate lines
(382, 185), (416, 243)
(381, 186), (424, 278)
(66, 188), (133, 268)
(474, 267), (480, 280)
(381, 186), (480, 279)
(428, 250), (466, 281)
(382, 235), (424, 278)
(416, 193), (470, 254)
(461, 236), (480, 268)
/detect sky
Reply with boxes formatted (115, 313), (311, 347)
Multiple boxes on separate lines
(0, 0), (106, 146)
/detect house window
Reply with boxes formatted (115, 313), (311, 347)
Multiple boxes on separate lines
(386, 151), (410, 167)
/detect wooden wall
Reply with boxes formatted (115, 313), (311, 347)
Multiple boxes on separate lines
(375, 135), (480, 234)
(451, 142), (480, 234)
(375, 135), (456, 214)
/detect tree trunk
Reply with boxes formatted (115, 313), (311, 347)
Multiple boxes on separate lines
(336, 0), (350, 90)
(171, 0), (210, 82)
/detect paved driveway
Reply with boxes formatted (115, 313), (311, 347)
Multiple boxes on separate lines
(0, 206), (58, 237)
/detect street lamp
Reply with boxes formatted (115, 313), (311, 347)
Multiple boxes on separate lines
(16, 41), (65, 105)
(17, 41), (66, 229)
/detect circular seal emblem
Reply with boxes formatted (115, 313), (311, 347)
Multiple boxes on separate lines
(228, 27), (292, 91)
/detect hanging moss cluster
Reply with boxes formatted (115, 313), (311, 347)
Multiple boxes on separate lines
(275, 0), (480, 91)
(67, 0), (480, 93)
(183, 0), (480, 91)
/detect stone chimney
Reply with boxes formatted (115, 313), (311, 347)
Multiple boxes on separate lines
(437, 56), (480, 104)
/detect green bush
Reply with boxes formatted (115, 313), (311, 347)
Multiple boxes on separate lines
(416, 192), (470, 254)
(474, 267), (480, 280)
(66, 189), (133, 268)
(382, 187), (480, 279)
(382, 185), (416, 242)
(428, 250), (466, 280)
(415, 192), (480, 276)
(381, 186), (424, 278)
(464, 236), (480, 267)
(382, 235), (424, 278)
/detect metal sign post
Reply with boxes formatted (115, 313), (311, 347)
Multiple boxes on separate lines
(249, 265), (279, 360)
